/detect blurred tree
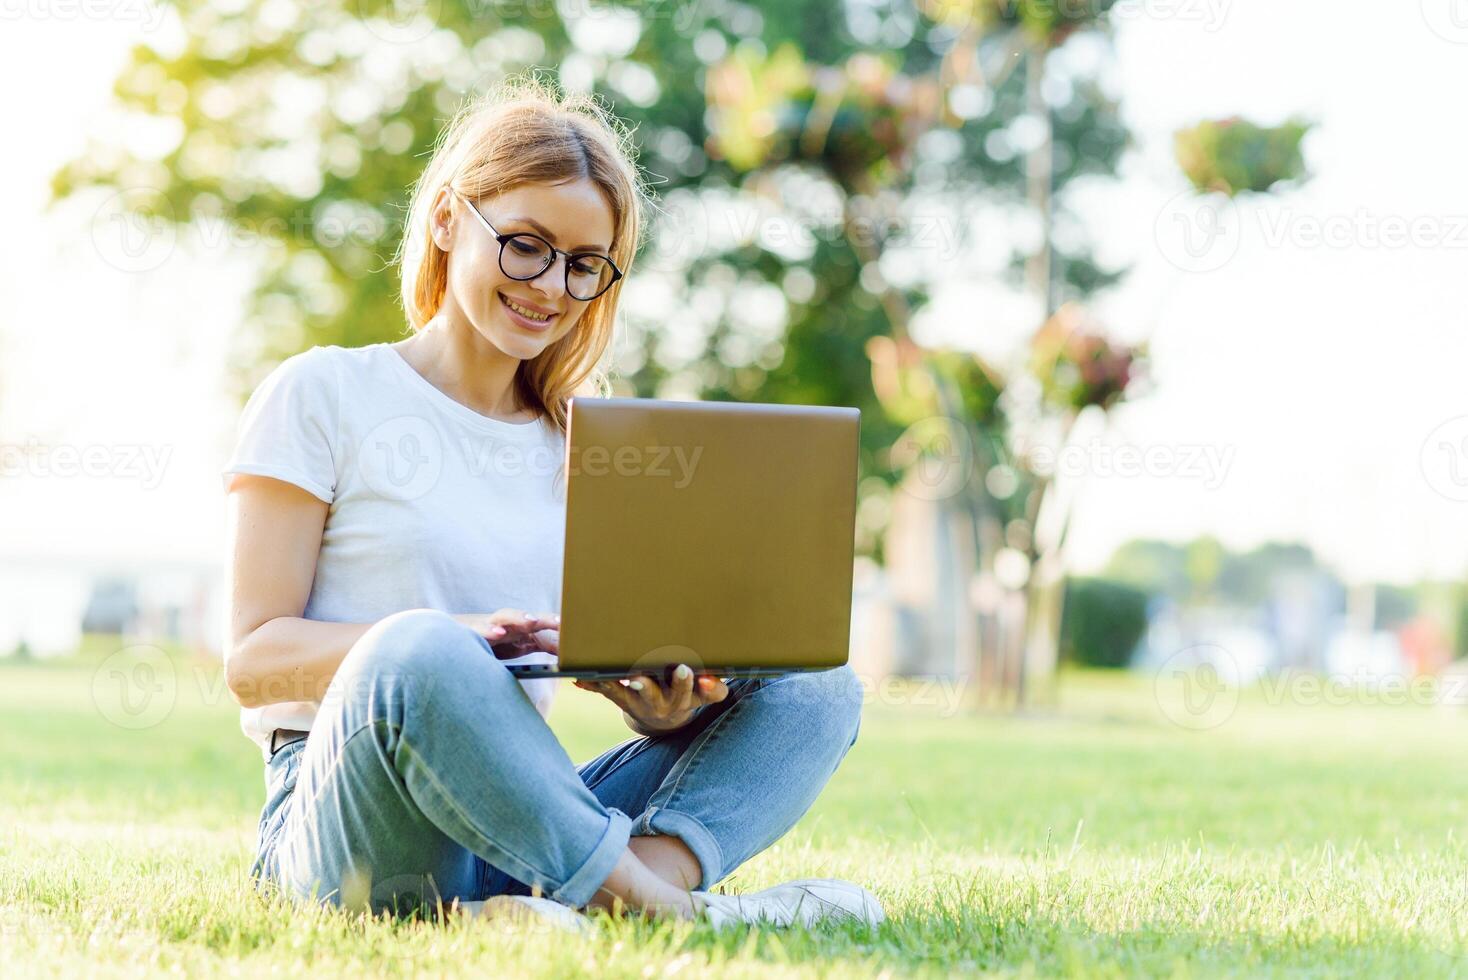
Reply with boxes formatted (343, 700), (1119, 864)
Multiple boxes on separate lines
(1106, 537), (1346, 613)
(1105, 538), (1192, 599)
(1174, 117), (1310, 197)
(50, 0), (1129, 689)
(1058, 576), (1147, 669)
(698, 4), (1141, 705)
(1183, 535), (1225, 601)
(49, 1), (1215, 705)
(1217, 541), (1322, 606)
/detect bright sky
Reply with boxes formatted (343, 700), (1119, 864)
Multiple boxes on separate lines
(1, 1), (1465, 587)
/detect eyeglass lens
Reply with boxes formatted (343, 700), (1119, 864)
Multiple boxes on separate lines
(500, 235), (615, 300)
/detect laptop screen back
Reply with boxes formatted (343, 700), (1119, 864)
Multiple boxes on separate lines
(558, 397), (859, 673)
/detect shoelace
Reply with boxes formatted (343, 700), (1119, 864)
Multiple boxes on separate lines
(732, 885), (850, 925)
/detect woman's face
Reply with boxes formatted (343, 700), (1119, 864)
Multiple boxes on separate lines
(433, 178), (616, 362)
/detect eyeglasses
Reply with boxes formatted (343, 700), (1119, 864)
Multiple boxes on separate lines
(448, 187), (622, 302)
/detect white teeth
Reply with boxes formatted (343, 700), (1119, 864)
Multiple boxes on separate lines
(503, 295), (551, 322)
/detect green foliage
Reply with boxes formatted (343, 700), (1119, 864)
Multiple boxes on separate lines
(924, 0), (1119, 49)
(1184, 535), (1226, 598)
(51, 1), (1129, 391)
(1174, 116), (1311, 197)
(930, 350), (1004, 428)
(50, 1), (1142, 571)
(1104, 539), (1193, 598)
(1215, 541), (1329, 607)
(1058, 575), (1149, 668)
(1030, 304), (1146, 412)
(1107, 538), (1345, 610)
(705, 45), (940, 187)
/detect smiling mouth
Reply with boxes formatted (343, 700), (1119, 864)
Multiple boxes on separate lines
(499, 292), (558, 325)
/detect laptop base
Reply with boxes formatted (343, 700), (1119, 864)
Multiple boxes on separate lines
(504, 664), (834, 681)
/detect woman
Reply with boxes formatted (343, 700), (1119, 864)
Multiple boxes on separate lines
(222, 80), (882, 932)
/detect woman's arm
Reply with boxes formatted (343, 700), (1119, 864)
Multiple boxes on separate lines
(224, 474), (368, 708)
(224, 474), (561, 709)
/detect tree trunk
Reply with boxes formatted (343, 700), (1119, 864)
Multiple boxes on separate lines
(1014, 43), (1058, 706)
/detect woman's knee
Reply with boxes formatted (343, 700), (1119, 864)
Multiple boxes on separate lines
(331, 609), (494, 706)
(765, 664), (864, 749)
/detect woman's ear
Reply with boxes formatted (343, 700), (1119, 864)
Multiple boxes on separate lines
(428, 186), (455, 252)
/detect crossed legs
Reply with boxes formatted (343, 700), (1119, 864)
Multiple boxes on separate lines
(255, 609), (863, 917)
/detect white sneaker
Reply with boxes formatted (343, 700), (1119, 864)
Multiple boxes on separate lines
(694, 878), (885, 930)
(456, 895), (593, 936)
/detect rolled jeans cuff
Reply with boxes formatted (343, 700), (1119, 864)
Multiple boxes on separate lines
(637, 806), (725, 891)
(555, 807), (633, 908)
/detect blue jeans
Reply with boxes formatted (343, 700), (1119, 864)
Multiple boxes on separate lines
(250, 609), (864, 912)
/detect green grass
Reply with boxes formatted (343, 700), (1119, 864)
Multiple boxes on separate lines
(3, 652), (1468, 977)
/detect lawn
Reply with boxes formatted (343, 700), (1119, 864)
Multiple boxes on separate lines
(3, 651), (1468, 977)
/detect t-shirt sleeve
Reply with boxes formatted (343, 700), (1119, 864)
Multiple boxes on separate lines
(221, 347), (339, 504)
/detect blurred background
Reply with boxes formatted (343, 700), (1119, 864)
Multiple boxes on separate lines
(3, 0), (1467, 711)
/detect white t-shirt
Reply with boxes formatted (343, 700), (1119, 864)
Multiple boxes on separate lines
(222, 342), (565, 758)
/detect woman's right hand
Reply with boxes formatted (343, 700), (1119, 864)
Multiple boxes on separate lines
(451, 610), (559, 660)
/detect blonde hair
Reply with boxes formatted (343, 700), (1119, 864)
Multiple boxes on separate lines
(396, 77), (646, 433)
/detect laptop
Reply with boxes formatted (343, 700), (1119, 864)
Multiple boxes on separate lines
(505, 396), (860, 680)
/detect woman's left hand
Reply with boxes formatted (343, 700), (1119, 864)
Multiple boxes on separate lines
(575, 664), (728, 734)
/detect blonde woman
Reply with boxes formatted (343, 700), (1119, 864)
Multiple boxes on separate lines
(222, 80), (882, 932)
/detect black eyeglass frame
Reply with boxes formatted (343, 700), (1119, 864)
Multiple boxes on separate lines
(447, 186), (623, 302)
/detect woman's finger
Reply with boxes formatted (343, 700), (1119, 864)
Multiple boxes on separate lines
(628, 673), (664, 710)
(499, 618), (545, 635)
(491, 625), (558, 654)
(574, 679), (638, 713)
(695, 675), (728, 705)
(489, 609), (526, 628)
(668, 663), (695, 712)
(494, 611), (559, 633)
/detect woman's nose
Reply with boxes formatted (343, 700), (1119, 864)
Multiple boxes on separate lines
(527, 254), (568, 301)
